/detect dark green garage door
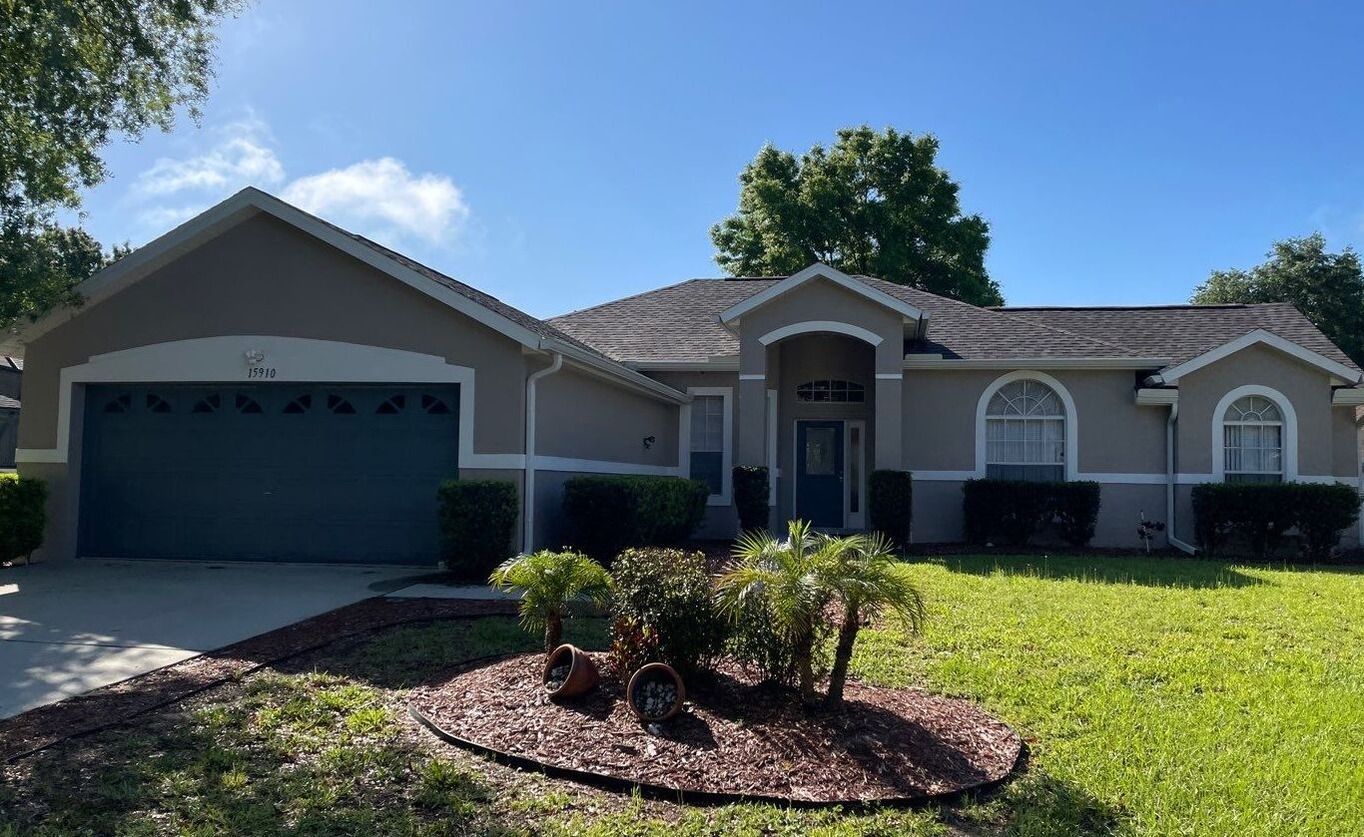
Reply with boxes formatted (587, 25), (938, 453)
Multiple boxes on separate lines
(80, 384), (460, 564)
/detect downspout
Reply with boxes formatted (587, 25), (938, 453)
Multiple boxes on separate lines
(523, 352), (563, 552)
(1165, 401), (1197, 554)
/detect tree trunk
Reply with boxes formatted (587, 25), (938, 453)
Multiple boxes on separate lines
(794, 632), (818, 708)
(545, 614), (563, 652)
(824, 605), (861, 710)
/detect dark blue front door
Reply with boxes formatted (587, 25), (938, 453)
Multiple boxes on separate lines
(796, 420), (844, 528)
(79, 383), (460, 565)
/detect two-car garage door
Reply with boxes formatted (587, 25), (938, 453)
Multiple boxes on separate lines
(79, 383), (460, 565)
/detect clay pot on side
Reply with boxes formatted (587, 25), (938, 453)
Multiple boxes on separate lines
(627, 662), (685, 722)
(543, 644), (600, 699)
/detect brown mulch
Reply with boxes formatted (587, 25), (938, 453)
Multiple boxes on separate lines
(0, 596), (518, 764)
(410, 654), (1022, 804)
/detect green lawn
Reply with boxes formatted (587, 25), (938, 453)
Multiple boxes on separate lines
(3, 555), (1363, 836)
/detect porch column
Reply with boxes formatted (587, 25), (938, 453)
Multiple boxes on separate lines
(874, 342), (904, 469)
(737, 338), (767, 467)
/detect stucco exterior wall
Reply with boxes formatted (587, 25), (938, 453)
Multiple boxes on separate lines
(535, 364), (679, 466)
(1174, 343), (1336, 477)
(901, 367), (1166, 475)
(647, 370), (741, 539)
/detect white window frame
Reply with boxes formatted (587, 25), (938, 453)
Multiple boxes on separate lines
(682, 386), (733, 506)
(974, 370), (1079, 481)
(1212, 385), (1298, 482)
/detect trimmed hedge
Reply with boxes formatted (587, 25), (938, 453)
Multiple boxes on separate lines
(732, 466), (770, 533)
(437, 480), (519, 581)
(608, 546), (726, 680)
(963, 479), (1103, 547)
(0, 474), (46, 565)
(1192, 482), (1361, 560)
(868, 470), (913, 547)
(562, 475), (708, 560)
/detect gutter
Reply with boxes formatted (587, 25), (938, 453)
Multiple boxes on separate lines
(1164, 400), (1198, 555)
(523, 351), (563, 551)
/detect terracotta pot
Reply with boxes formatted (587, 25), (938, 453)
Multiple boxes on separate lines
(627, 662), (686, 722)
(543, 644), (599, 699)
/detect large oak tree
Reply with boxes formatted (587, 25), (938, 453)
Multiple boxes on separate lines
(1192, 233), (1364, 368)
(711, 126), (1003, 307)
(0, 0), (241, 328)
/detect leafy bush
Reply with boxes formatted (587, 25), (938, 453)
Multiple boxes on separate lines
(732, 466), (770, 532)
(437, 480), (519, 581)
(868, 470), (913, 547)
(561, 476), (708, 560)
(1052, 482), (1103, 547)
(963, 479), (1102, 547)
(0, 474), (46, 564)
(1193, 482), (1361, 560)
(608, 547), (726, 680)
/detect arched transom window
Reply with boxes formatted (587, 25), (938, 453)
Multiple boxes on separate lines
(1222, 395), (1283, 483)
(795, 379), (865, 403)
(985, 379), (1066, 482)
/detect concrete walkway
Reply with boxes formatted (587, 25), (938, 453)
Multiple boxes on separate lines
(0, 560), (417, 719)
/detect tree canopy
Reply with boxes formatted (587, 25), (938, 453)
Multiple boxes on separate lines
(1191, 233), (1364, 368)
(0, 0), (240, 327)
(710, 126), (1003, 307)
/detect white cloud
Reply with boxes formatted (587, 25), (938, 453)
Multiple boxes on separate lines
(281, 158), (469, 246)
(128, 116), (470, 249)
(135, 119), (284, 197)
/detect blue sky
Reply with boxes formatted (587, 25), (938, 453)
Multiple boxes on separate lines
(74, 1), (1364, 318)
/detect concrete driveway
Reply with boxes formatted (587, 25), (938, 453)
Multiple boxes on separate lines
(0, 560), (420, 719)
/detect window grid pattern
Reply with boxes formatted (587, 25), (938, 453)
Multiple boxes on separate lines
(985, 379), (1065, 482)
(796, 379), (865, 403)
(1223, 395), (1283, 482)
(689, 395), (725, 497)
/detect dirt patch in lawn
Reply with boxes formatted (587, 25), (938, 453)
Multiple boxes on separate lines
(410, 653), (1022, 805)
(0, 596), (518, 764)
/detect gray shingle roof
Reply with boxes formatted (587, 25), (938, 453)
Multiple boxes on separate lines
(551, 276), (1157, 363)
(551, 276), (1360, 375)
(998, 304), (1360, 372)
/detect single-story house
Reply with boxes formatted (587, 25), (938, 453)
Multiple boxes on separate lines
(6, 187), (1362, 564)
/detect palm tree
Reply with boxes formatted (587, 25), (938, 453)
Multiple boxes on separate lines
(488, 550), (611, 652)
(716, 519), (833, 707)
(821, 532), (926, 709)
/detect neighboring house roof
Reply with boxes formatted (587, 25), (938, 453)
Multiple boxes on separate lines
(551, 275), (1161, 364)
(997, 303), (1360, 373)
(0, 395), (19, 410)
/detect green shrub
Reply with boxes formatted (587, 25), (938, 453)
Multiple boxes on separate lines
(868, 470), (913, 547)
(732, 466), (770, 533)
(1295, 484), (1361, 560)
(561, 476), (708, 560)
(608, 547), (726, 680)
(1052, 482), (1102, 547)
(0, 474), (46, 564)
(1192, 482), (1361, 560)
(437, 480), (519, 581)
(962, 479), (1102, 547)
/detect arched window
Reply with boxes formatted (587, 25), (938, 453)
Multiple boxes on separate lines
(984, 378), (1066, 482)
(795, 380), (865, 403)
(1222, 395), (1284, 483)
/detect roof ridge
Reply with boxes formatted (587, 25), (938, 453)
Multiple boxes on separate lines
(995, 303), (1274, 312)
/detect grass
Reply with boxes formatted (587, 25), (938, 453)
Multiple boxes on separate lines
(3, 554), (1363, 835)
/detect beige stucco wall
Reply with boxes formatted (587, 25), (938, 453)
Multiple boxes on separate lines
(1174, 343), (1337, 477)
(901, 368), (1166, 475)
(535, 364), (679, 466)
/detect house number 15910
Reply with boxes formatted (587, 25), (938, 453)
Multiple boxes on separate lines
(246, 367), (278, 379)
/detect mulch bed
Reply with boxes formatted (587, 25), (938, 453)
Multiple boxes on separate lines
(410, 653), (1022, 805)
(0, 596), (518, 764)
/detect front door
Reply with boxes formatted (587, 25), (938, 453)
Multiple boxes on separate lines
(796, 420), (844, 528)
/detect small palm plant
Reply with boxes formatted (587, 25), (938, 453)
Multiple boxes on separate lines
(716, 519), (832, 707)
(488, 550), (611, 652)
(821, 532), (926, 709)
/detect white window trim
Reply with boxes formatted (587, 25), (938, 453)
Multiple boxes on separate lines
(682, 386), (733, 506)
(766, 389), (778, 506)
(974, 370), (1079, 480)
(757, 320), (884, 347)
(1212, 385), (1298, 482)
